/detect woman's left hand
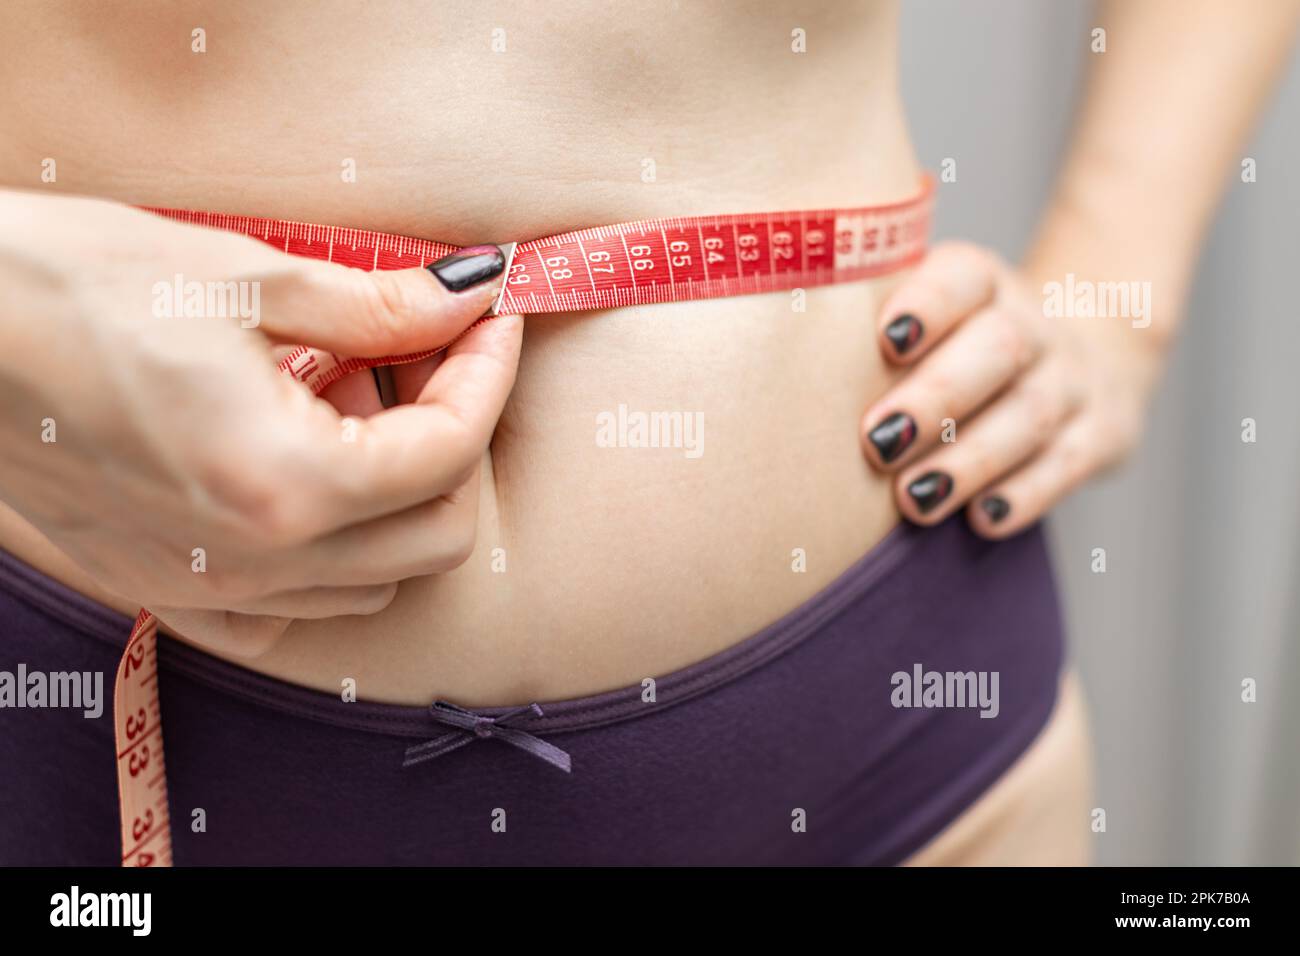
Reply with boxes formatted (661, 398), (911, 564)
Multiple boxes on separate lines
(861, 241), (1163, 536)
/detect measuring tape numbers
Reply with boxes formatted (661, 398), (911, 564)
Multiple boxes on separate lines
(113, 175), (933, 865)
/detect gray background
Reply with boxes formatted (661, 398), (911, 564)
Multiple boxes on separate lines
(899, 0), (1300, 864)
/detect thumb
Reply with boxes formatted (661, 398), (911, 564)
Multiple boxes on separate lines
(258, 245), (509, 357)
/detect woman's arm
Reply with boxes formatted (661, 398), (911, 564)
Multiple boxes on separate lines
(860, 0), (1300, 534)
(1025, 0), (1300, 345)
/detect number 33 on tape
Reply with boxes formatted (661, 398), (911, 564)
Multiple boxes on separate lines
(117, 611), (171, 867)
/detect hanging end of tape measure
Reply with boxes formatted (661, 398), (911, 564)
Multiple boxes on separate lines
(488, 242), (517, 316)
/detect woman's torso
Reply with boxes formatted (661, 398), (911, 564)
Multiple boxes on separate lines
(0, 0), (920, 706)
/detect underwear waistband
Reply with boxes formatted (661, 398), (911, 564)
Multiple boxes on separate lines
(0, 521), (924, 738)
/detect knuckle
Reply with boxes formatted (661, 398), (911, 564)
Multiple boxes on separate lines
(934, 239), (994, 273)
(307, 267), (419, 350)
(195, 454), (271, 530)
(362, 271), (440, 347)
(929, 390), (960, 433)
(988, 308), (1035, 372)
(1058, 433), (1093, 486)
(249, 496), (318, 549)
(191, 421), (315, 529)
(916, 277), (954, 321)
(274, 264), (328, 312)
(1031, 404), (1060, 442)
(1019, 385), (1062, 440)
(352, 279), (408, 348)
(200, 456), (317, 549)
(914, 367), (952, 414)
(371, 271), (423, 325)
(969, 445), (997, 481)
(1055, 372), (1087, 417)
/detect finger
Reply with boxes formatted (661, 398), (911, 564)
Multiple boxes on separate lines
(152, 606), (291, 660)
(876, 242), (998, 363)
(391, 352), (446, 405)
(164, 583), (399, 618)
(258, 245), (508, 357)
(966, 414), (1101, 539)
(319, 369), (384, 418)
(206, 313), (518, 551)
(862, 304), (1043, 470)
(222, 582), (400, 618)
(307, 313), (523, 527)
(893, 365), (1079, 526)
(293, 468), (480, 586)
(153, 586), (393, 660)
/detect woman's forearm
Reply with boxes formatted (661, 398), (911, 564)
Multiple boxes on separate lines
(1024, 0), (1300, 350)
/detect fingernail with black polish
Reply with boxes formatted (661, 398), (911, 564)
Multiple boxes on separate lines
(867, 412), (918, 463)
(908, 470), (953, 514)
(980, 495), (1011, 524)
(884, 313), (923, 355)
(427, 245), (506, 292)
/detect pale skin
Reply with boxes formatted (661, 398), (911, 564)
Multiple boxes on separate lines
(865, 0), (1300, 534)
(0, 191), (523, 655)
(0, 0), (1296, 865)
(3, 0), (1294, 651)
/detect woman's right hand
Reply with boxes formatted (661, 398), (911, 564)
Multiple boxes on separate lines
(0, 189), (522, 656)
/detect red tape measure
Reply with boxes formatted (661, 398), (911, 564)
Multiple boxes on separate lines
(115, 176), (934, 865)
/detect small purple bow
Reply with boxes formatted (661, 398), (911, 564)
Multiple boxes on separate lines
(403, 700), (572, 773)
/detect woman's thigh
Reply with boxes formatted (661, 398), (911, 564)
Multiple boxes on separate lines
(905, 670), (1094, 866)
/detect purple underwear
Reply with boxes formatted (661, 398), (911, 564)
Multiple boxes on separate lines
(0, 515), (1063, 865)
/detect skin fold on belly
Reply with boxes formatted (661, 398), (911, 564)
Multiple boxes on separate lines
(0, 0), (923, 705)
(265, 279), (909, 705)
(0, 278), (910, 705)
